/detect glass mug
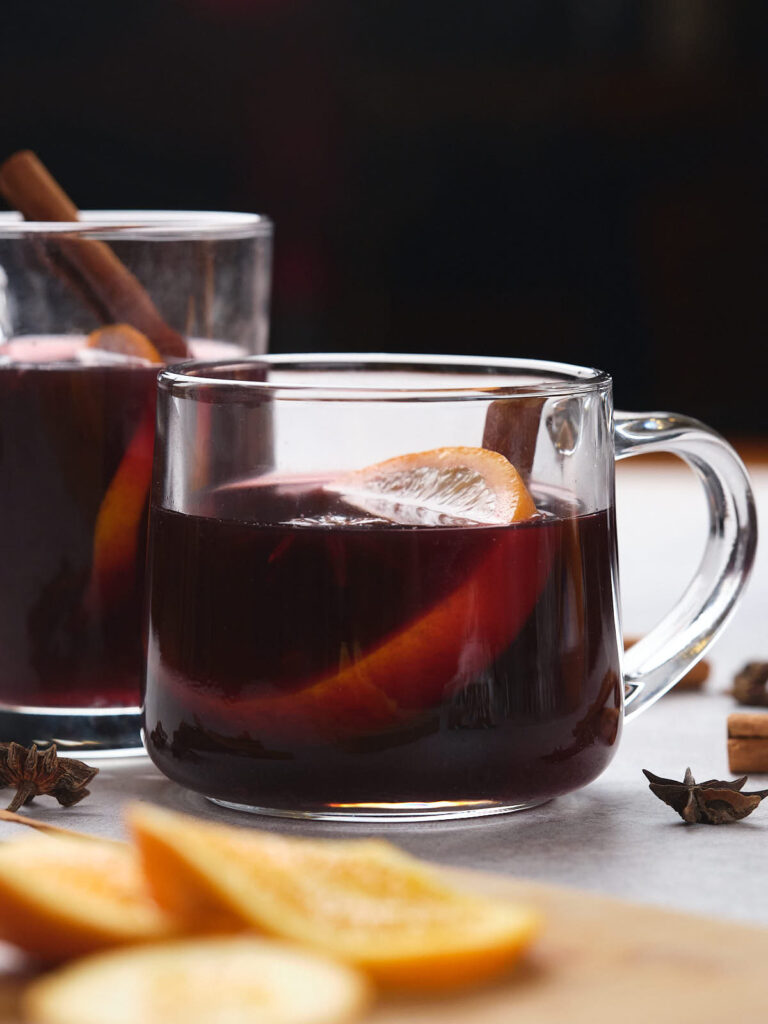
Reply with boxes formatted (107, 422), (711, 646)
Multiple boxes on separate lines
(0, 211), (272, 754)
(143, 355), (756, 819)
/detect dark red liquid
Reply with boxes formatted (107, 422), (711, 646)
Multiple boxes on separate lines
(0, 340), (159, 708)
(144, 479), (622, 812)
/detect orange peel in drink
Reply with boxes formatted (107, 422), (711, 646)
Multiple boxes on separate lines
(128, 803), (541, 991)
(86, 323), (165, 365)
(163, 447), (554, 738)
(0, 835), (172, 961)
(85, 325), (162, 610)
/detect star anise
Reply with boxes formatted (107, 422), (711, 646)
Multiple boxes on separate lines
(643, 767), (768, 824)
(0, 742), (98, 813)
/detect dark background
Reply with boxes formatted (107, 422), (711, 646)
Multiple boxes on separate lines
(1, 0), (766, 434)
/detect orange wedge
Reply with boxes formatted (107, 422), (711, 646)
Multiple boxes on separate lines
(163, 447), (553, 739)
(85, 325), (162, 610)
(24, 937), (370, 1024)
(0, 835), (173, 961)
(128, 803), (541, 991)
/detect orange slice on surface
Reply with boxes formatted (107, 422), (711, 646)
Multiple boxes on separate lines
(23, 936), (370, 1024)
(128, 803), (541, 991)
(161, 447), (554, 738)
(0, 835), (173, 962)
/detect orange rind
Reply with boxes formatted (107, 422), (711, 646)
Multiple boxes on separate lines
(86, 323), (164, 364)
(23, 936), (370, 1024)
(85, 325), (161, 610)
(0, 835), (172, 962)
(87, 400), (156, 609)
(128, 803), (541, 991)
(327, 446), (537, 526)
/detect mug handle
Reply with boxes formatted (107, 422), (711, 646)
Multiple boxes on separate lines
(614, 411), (757, 719)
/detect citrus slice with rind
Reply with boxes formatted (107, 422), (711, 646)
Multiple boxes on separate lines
(158, 447), (553, 737)
(87, 400), (156, 610)
(23, 936), (369, 1024)
(85, 325), (161, 611)
(128, 803), (541, 991)
(0, 835), (172, 961)
(86, 323), (164, 364)
(326, 446), (537, 526)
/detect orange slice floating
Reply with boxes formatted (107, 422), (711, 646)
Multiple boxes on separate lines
(24, 937), (370, 1024)
(0, 835), (173, 962)
(86, 325), (162, 610)
(326, 445), (537, 526)
(164, 448), (554, 738)
(128, 803), (541, 992)
(86, 323), (164, 364)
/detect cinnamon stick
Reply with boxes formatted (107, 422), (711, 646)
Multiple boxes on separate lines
(482, 397), (544, 482)
(728, 713), (768, 774)
(0, 150), (189, 359)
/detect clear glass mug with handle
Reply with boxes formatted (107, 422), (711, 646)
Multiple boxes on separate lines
(143, 354), (756, 820)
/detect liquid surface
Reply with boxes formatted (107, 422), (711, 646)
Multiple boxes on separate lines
(144, 478), (622, 811)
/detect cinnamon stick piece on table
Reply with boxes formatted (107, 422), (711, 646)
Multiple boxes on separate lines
(0, 150), (189, 359)
(728, 713), (768, 774)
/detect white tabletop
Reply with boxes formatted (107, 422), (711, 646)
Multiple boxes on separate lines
(2, 458), (766, 926)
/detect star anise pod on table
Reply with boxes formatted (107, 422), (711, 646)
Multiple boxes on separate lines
(643, 767), (768, 824)
(0, 742), (98, 814)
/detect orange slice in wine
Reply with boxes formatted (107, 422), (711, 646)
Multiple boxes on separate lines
(162, 448), (554, 739)
(86, 323), (164, 364)
(86, 325), (161, 610)
(326, 445), (537, 526)
(129, 803), (541, 992)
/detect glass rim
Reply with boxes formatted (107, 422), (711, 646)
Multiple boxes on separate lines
(159, 353), (613, 401)
(0, 210), (272, 240)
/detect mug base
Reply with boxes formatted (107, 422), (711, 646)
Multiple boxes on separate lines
(208, 795), (551, 823)
(0, 705), (145, 759)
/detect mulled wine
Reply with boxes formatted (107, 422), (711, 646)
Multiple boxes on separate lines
(0, 337), (240, 711)
(144, 476), (622, 814)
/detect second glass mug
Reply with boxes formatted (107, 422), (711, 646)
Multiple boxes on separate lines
(143, 355), (756, 820)
(0, 211), (272, 754)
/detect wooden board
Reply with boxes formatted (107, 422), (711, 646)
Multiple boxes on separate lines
(3, 870), (767, 1023)
(370, 870), (768, 1024)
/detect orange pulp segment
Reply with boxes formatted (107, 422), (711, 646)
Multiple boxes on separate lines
(23, 937), (370, 1024)
(0, 835), (173, 962)
(128, 803), (541, 991)
(166, 447), (552, 738)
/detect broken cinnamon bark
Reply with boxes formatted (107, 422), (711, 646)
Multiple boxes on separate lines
(728, 713), (768, 773)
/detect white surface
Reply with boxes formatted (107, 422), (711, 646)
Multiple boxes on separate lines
(2, 459), (766, 925)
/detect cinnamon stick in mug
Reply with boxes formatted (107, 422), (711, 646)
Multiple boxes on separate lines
(0, 151), (188, 359)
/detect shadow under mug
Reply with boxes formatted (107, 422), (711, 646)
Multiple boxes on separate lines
(143, 354), (756, 820)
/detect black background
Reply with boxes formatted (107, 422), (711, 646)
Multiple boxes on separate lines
(1, 0), (766, 433)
